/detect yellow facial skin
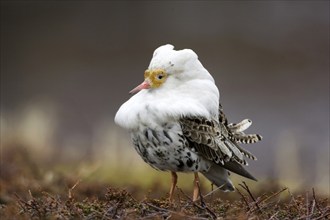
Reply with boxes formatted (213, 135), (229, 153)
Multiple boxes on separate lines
(144, 69), (168, 89)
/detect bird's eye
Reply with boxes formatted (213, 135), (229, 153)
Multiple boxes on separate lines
(157, 74), (164, 80)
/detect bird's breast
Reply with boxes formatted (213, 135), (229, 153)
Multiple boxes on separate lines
(130, 122), (211, 172)
(115, 80), (219, 131)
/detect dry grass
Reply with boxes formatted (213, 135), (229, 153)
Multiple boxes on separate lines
(5, 183), (330, 219)
(1, 144), (329, 219)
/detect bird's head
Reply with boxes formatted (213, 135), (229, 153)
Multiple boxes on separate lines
(129, 44), (215, 94)
(130, 68), (168, 94)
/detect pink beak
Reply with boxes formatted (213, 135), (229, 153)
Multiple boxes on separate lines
(129, 81), (150, 94)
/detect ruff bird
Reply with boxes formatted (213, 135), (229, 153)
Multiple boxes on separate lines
(115, 44), (262, 201)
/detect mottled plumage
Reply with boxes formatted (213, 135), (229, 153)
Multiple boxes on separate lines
(115, 44), (262, 200)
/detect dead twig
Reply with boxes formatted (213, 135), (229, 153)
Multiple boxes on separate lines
(15, 193), (28, 213)
(268, 211), (279, 220)
(239, 181), (262, 213)
(236, 187), (251, 212)
(193, 201), (217, 219)
(28, 190), (33, 199)
(192, 183), (226, 205)
(288, 188), (302, 214)
(312, 209), (330, 220)
(177, 187), (189, 200)
(249, 187), (288, 213)
(258, 187), (288, 204)
(310, 199), (316, 218)
(112, 201), (124, 219)
(312, 188), (322, 214)
(68, 179), (81, 200)
(177, 187), (217, 220)
(145, 202), (173, 213)
(204, 183), (226, 199)
(15, 191), (42, 218)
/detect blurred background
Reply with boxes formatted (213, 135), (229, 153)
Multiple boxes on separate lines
(1, 1), (329, 196)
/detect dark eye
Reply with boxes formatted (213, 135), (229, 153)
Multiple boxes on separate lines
(157, 74), (163, 80)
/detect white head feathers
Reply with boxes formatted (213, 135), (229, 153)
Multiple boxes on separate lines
(148, 44), (214, 81)
(115, 44), (219, 130)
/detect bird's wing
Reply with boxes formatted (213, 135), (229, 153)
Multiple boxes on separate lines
(180, 106), (261, 181)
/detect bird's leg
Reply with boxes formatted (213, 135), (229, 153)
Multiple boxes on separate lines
(193, 172), (200, 201)
(169, 171), (177, 201)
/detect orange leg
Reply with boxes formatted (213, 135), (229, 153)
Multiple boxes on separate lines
(193, 172), (200, 201)
(169, 171), (177, 201)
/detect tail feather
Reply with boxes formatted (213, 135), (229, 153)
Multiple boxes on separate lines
(201, 164), (235, 191)
(221, 160), (257, 181)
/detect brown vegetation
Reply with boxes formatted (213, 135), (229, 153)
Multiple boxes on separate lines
(1, 144), (329, 219)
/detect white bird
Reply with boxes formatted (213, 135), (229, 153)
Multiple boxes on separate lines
(115, 44), (262, 201)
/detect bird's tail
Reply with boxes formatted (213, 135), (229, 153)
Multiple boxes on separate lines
(201, 164), (235, 192)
